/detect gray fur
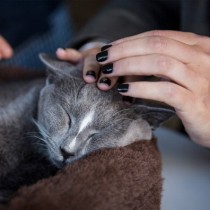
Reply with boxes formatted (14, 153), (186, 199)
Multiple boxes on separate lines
(0, 53), (174, 202)
(0, 80), (43, 177)
(37, 53), (175, 167)
(0, 79), (57, 203)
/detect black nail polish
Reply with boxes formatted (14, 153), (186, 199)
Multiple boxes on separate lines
(117, 84), (129, 93)
(101, 63), (113, 74)
(96, 51), (108, 62)
(86, 71), (96, 79)
(99, 78), (111, 86)
(101, 44), (112, 51)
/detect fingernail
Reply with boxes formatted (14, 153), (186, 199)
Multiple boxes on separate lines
(101, 44), (112, 51)
(101, 63), (113, 74)
(86, 71), (96, 79)
(99, 78), (111, 86)
(96, 51), (108, 62)
(117, 84), (129, 93)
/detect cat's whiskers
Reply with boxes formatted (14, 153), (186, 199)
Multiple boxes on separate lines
(33, 120), (50, 139)
(32, 119), (60, 155)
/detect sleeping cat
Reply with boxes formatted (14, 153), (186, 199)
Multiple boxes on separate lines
(0, 53), (174, 202)
(37, 53), (174, 168)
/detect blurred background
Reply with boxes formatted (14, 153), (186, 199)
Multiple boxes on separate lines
(0, 0), (107, 71)
(68, 0), (107, 30)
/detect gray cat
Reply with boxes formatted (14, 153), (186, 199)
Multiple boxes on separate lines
(0, 53), (174, 202)
(37, 53), (174, 168)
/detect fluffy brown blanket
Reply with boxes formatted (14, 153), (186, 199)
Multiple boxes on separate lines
(0, 138), (161, 210)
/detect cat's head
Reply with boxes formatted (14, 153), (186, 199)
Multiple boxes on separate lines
(37, 53), (175, 167)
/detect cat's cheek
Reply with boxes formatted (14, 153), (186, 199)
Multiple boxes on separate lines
(116, 120), (152, 147)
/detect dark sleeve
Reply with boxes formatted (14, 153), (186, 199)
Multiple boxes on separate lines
(0, 0), (60, 48)
(70, 0), (180, 48)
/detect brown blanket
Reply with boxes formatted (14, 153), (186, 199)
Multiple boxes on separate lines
(1, 138), (162, 210)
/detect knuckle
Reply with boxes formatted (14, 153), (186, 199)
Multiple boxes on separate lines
(163, 83), (179, 100)
(191, 76), (210, 109)
(196, 35), (210, 45)
(124, 58), (133, 72)
(148, 36), (167, 52)
(120, 37), (129, 43)
(188, 32), (199, 40)
(155, 56), (172, 74)
(118, 42), (127, 55)
(150, 30), (163, 37)
(116, 58), (133, 74)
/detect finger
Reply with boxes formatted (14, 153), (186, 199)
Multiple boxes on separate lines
(56, 48), (82, 63)
(112, 30), (210, 55)
(83, 54), (100, 83)
(0, 35), (13, 59)
(101, 54), (196, 91)
(97, 36), (198, 65)
(139, 31), (210, 53)
(117, 81), (192, 112)
(112, 30), (199, 46)
(121, 75), (141, 104)
(139, 31), (210, 54)
(97, 75), (119, 91)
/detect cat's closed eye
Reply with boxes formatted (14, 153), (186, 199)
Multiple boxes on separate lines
(87, 133), (97, 141)
(65, 111), (71, 128)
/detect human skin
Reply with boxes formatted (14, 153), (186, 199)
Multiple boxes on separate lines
(0, 35), (13, 59)
(57, 30), (210, 148)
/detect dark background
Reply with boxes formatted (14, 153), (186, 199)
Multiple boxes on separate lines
(68, 0), (107, 31)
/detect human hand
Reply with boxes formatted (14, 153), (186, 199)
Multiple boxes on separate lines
(56, 41), (106, 83)
(95, 30), (210, 148)
(0, 35), (13, 60)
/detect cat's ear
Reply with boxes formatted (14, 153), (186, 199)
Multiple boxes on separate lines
(133, 102), (175, 130)
(39, 53), (82, 83)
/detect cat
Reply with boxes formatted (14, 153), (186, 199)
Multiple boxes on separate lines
(36, 53), (175, 168)
(0, 53), (174, 202)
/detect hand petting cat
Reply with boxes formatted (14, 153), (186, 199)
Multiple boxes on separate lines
(56, 41), (103, 83)
(0, 35), (13, 59)
(57, 30), (210, 149)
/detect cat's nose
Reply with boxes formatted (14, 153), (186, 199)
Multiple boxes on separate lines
(60, 146), (75, 160)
